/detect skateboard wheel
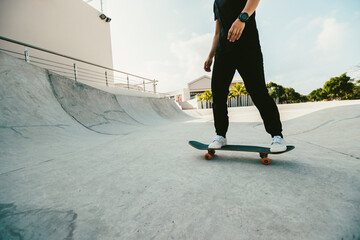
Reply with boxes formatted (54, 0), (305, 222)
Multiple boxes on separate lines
(204, 153), (212, 160)
(261, 158), (270, 165)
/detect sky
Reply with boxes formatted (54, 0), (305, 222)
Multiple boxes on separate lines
(88, 0), (360, 95)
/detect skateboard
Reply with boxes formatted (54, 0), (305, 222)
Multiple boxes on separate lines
(188, 140), (295, 165)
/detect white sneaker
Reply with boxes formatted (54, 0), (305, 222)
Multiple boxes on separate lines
(208, 135), (227, 149)
(270, 136), (287, 152)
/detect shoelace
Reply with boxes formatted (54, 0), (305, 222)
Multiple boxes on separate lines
(271, 136), (282, 144)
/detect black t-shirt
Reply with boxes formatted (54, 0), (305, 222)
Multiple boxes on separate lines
(214, 0), (259, 54)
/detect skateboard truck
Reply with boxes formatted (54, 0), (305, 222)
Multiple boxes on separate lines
(206, 149), (271, 165)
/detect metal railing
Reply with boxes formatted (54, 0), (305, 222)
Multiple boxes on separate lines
(0, 36), (158, 93)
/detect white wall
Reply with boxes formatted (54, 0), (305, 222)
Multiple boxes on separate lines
(0, 0), (114, 84)
(188, 76), (211, 92)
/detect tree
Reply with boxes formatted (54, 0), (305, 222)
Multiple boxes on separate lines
(267, 82), (285, 103)
(266, 82), (306, 103)
(197, 90), (212, 102)
(352, 80), (360, 99)
(198, 90), (213, 108)
(323, 73), (354, 100)
(229, 82), (247, 106)
(227, 90), (236, 107)
(202, 90), (213, 102)
(308, 88), (327, 101)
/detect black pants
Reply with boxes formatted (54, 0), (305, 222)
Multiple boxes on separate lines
(211, 31), (282, 138)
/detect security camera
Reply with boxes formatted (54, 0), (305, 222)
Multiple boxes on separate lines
(99, 13), (106, 20)
(105, 17), (111, 22)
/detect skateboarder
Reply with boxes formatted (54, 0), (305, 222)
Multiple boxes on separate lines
(204, 0), (286, 152)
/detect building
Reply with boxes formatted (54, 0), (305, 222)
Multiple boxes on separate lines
(187, 75), (244, 100)
(0, 0), (114, 84)
(187, 76), (212, 99)
(166, 75), (252, 109)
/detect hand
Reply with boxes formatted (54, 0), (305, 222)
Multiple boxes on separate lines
(204, 57), (213, 72)
(227, 19), (245, 42)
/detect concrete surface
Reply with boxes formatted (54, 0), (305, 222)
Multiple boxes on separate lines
(1, 52), (360, 240)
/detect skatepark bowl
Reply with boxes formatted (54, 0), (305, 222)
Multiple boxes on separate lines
(1, 51), (360, 239)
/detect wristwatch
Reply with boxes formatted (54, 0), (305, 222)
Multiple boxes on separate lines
(238, 12), (249, 23)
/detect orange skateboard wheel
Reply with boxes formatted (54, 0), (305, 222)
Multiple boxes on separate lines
(262, 157), (270, 165)
(204, 153), (212, 160)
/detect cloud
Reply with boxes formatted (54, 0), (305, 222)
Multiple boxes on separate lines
(142, 33), (213, 92)
(316, 18), (347, 52)
(170, 33), (213, 79)
(260, 16), (354, 95)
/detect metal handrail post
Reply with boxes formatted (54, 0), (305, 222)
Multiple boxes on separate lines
(105, 71), (108, 86)
(153, 80), (156, 94)
(73, 63), (78, 82)
(143, 80), (145, 92)
(127, 75), (130, 89)
(24, 47), (29, 62)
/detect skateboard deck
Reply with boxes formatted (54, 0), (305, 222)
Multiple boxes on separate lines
(188, 140), (295, 165)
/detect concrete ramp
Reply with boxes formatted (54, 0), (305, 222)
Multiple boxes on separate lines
(115, 95), (190, 125)
(0, 52), (191, 136)
(0, 53), (76, 128)
(48, 73), (142, 135)
(0, 51), (191, 172)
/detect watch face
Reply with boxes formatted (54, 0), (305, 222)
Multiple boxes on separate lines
(240, 13), (249, 21)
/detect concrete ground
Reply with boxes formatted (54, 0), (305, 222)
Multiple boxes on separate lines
(1, 52), (360, 240)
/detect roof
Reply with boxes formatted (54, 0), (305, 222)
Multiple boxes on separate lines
(187, 75), (211, 86)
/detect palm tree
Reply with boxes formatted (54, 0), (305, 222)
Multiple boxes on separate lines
(227, 90), (236, 107)
(229, 83), (247, 106)
(198, 90), (213, 108)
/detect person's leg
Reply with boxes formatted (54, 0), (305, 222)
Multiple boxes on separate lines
(211, 53), (237, 138)
(237, 47), (283, 137)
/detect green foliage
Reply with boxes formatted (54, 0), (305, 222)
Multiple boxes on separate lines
(228, 83), (247, 106)
(228, 90), (236, 99)
(195, 73), (359, 105)
(308, 88), (327, 101)
(267, 82), (285, 102)
(309, 73), (358, 101)
(352, 80), (360, 99)
(266, 82), (307, 103)
(229, 82), (248, 97)
(323, 73), (354, 99)
(197, 90), (212, 102)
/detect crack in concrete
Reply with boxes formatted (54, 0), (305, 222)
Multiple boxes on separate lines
(103, 110), (125, 114)
(291, 136), (360, 160)
(0, 167), (26, 176)
(332, 115), (360, 124)
(0, 158), (57, 176)
(93, 112), (141, 126)
(287, 114), (360, 137)
(1, 124), (69, 128)
(0, 125), (70, 139)
(87, 121), (110, 128)
(9, 127), (30, 139)
(287, 120), (335, 136)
